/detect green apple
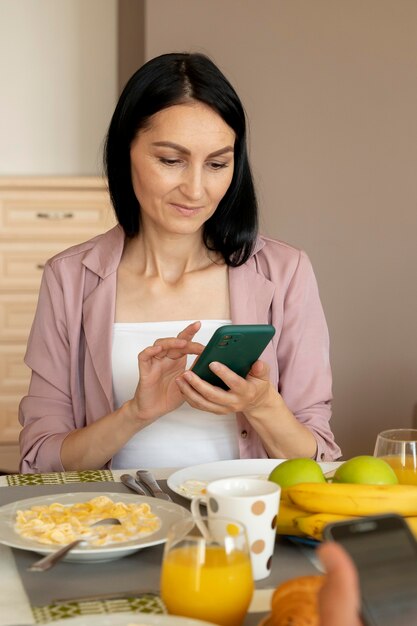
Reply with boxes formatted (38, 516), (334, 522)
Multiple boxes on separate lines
(333, 455), (398, 485)
(268, 458), (326, 490)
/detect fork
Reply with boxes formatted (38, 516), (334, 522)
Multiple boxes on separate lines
(27, 517), (121, 572)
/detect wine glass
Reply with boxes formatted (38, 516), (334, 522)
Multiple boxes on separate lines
(374, 429), (417, 484)
(160, 516), (254, 626)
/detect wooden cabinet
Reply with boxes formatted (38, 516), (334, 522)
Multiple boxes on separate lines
(0, 177), (116, 472)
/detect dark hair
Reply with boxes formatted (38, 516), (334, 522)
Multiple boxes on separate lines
(104, 52), (258, 266)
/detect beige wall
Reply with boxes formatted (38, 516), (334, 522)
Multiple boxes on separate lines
(145, 0), (417, 458)
(0, 0), (118, 175)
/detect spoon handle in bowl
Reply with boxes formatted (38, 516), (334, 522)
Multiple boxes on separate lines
(27, 539), (82, 572)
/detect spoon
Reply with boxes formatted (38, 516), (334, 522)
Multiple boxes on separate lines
(27, 517), (121, 572)
(120, 473), (148, 496)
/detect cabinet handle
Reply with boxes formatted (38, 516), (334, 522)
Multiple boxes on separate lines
(36, 264), (45, 270)
(36, 212), (74, 220)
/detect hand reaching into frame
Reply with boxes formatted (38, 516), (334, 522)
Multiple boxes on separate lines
(130, 321), (204, 423)
(317, 542), (363, 626)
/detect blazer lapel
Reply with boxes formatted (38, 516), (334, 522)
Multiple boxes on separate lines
(228, 261), (275, 325)
(82, 273), (117, 411)
(81, 226), (124, 411)
(228, 247), (278, 385)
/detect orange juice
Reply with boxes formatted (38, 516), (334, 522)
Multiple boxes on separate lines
(382, 455), (417, 485)
(160, 544), (253, 626)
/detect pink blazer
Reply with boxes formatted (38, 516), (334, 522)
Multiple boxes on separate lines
(19, 226), (341, 472)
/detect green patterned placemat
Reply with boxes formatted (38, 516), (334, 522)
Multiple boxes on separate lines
(32, 594), (166, 623)
(6, 470), (115, 486)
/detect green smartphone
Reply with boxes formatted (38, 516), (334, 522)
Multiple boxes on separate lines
(191, 324), (275, 390)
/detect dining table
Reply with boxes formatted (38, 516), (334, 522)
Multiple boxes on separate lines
(0, 466), (324, 626)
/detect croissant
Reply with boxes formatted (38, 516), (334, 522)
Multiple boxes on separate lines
(260, 574), (324, 626)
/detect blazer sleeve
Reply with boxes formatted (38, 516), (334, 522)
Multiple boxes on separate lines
(276, 250), (341, 461)
(19, 262), (77, 473)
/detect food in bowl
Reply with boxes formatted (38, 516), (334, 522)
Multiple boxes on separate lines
(14, 495), (161, 546)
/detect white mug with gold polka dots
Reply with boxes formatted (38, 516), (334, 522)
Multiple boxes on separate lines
(191, 477), (280, 580)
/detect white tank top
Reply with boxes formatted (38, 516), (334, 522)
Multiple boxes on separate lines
(111, 320), (239, 469)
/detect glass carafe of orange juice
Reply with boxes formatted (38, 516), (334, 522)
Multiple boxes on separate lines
(160, 517), (253, 626)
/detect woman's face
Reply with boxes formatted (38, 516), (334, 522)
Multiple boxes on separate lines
(130, 101), (235, 237)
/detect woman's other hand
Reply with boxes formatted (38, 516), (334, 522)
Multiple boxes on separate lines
(175, 358), (273, 415)
(175, 358), (318, 459)
(130, 321), (204, 422)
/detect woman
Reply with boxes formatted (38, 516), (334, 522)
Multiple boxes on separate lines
(19, 52), (341, 473)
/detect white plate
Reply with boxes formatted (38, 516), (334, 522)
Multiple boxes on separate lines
(37, 612), (218, 626)
(167, 458), (342, 500)
(0, 491), (191, 562)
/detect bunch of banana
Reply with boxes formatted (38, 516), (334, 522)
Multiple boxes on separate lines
(295, 513), (358, 541)
(276, 502), (358, 541)
(286, 482), (417, 516)
(276, 502), (309, 536)
(275, 482), (417, 541)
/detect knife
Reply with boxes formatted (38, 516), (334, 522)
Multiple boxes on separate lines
(136, 469), (172, 501)
(120, 473), (148, 496)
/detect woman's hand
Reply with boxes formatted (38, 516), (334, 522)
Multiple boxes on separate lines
(130, 321), (204, 423)
(175, 358), (273, 415)
(176, 358), (318, 458)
